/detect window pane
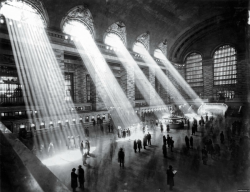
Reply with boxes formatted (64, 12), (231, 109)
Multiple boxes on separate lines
(185, 53), (203, 87)
(213, 45), (237, 85)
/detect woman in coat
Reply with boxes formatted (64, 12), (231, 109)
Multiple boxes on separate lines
(71, 168), (78, 192)
(167, 165), (175, 190)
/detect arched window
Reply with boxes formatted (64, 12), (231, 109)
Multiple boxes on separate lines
(104, 33), (124, 47)
(213, 45), (237, 85)
(185, 53), (203, 87)
(154, 49), (166, 60)
(0, 0), (48, 27)
(133, 42), (147, 54)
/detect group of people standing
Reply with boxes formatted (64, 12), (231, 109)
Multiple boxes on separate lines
(71, 165), (85, 192)
(162, 134), (174, 157)
(133, 132), (152, 153)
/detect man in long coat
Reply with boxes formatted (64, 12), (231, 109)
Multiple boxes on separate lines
(118, 148), (125, 168)
(147, 132), (151, 146)
(77, 165), (85, 189)
(133, 140), (137, 153)
(137, 139), (142, 153)
(143, 135), (147, 149)
(71, 168), (78, 192)
(167, 165), (175, 190)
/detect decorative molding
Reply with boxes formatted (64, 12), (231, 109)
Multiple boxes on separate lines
(60, 5), (95, 37)
(158, 40), (167, 56)
(105, 21), (127, 46)
(135, 32), (150, 51)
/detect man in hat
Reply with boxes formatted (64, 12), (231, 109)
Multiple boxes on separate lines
(77, 165), (85, 189)
(71, 168), (78, 192)
(118, 148), (125, 168)
(167, 165), (175, 191)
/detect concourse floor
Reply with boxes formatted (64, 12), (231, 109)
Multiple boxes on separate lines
(42, 122), (250, 192)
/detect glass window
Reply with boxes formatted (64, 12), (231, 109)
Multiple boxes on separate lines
(216, 90), (235, 100)
(135, 84), (143, 100)
(213, 45), (237, 85)
(86, 74), (92, 102)
(185, 53), (203, 87)
(65, 73), (74, 101)
(154, 49), (166, 60)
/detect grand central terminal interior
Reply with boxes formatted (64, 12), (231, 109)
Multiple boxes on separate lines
(0, 0), (250, 191)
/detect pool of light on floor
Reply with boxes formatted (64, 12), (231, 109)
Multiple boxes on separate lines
(42, 147), (96, 166)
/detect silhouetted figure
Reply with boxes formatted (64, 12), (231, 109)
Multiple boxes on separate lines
(160, 124), (163, 133)
(187, 119), (190, 130)
(80, 141), (84, 155)
(118, 148), (125, 168)
(205, 114), (208, 122)
(167, 135), (170, 148)
(85, 140), (90, 155)
(82, 152), (87, 165)
(134, 140), (137, 153)
(147, 132), (151, 146)
(192, 125), (195, 135)
(167, 124), (170, 132)
(77, 165), (85, 189)
(143, 135), (147, 149)
(220, 131), (225, 144)
(170, 137), (174, 152)
(92, 119), (96, 127)
(163, 135), (167, 145)
(162, 144), (167, 158)
(167, 165), (175, 190)
(137, 139), (142, 153)
(185, 136), (190, 149)
(71, 168), (78, 192)
(190, 136), (193, 148)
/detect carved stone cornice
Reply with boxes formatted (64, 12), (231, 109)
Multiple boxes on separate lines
(60, 5), (95, 37)
(135, 32), (150, 51)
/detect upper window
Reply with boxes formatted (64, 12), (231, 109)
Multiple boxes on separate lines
(65, 73), (74, 101)
(104, 33), (124, 48)
(213, 45), (237, 85)
(86, 75), (92, 102)
(248, 10), (250, 25)
(185, 53), (203, 87)
(154, 49), (166, 60)
(133, 42), (147, 54)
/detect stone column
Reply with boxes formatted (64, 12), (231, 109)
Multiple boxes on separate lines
(202, 57), (214, 100)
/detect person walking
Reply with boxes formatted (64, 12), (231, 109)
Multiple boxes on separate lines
(82, 152), (87, 165)
(147, 132), (151, 146)
(71, 168), (78, 192)
(137, 139), (142, 153)
(167, 135), (170, 148)
(85, 140), (90, 155)
(133, 140), (137, 153)
(185, 136), (190, 149)
(162, 144), (167, 158)
(190, 136), (193, 148)
(143, 135), (147, 149)
(166, 165), (175, 191)
(77, 165), (85, 189)
(170, 137), (174, 152)
(80, 141), (84, 155)
(220, 131), (224, 144)
(118, 148), (125, 168)
(163, 135), (167, 145)
(160, 123), (163, 133)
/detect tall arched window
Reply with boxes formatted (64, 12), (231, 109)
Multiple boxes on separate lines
(154, 49), (166, 60)
(213, 45), (237, 85)
(185, 53), (203, 87)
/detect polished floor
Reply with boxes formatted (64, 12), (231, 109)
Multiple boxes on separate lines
(38, 118), (250, 192)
